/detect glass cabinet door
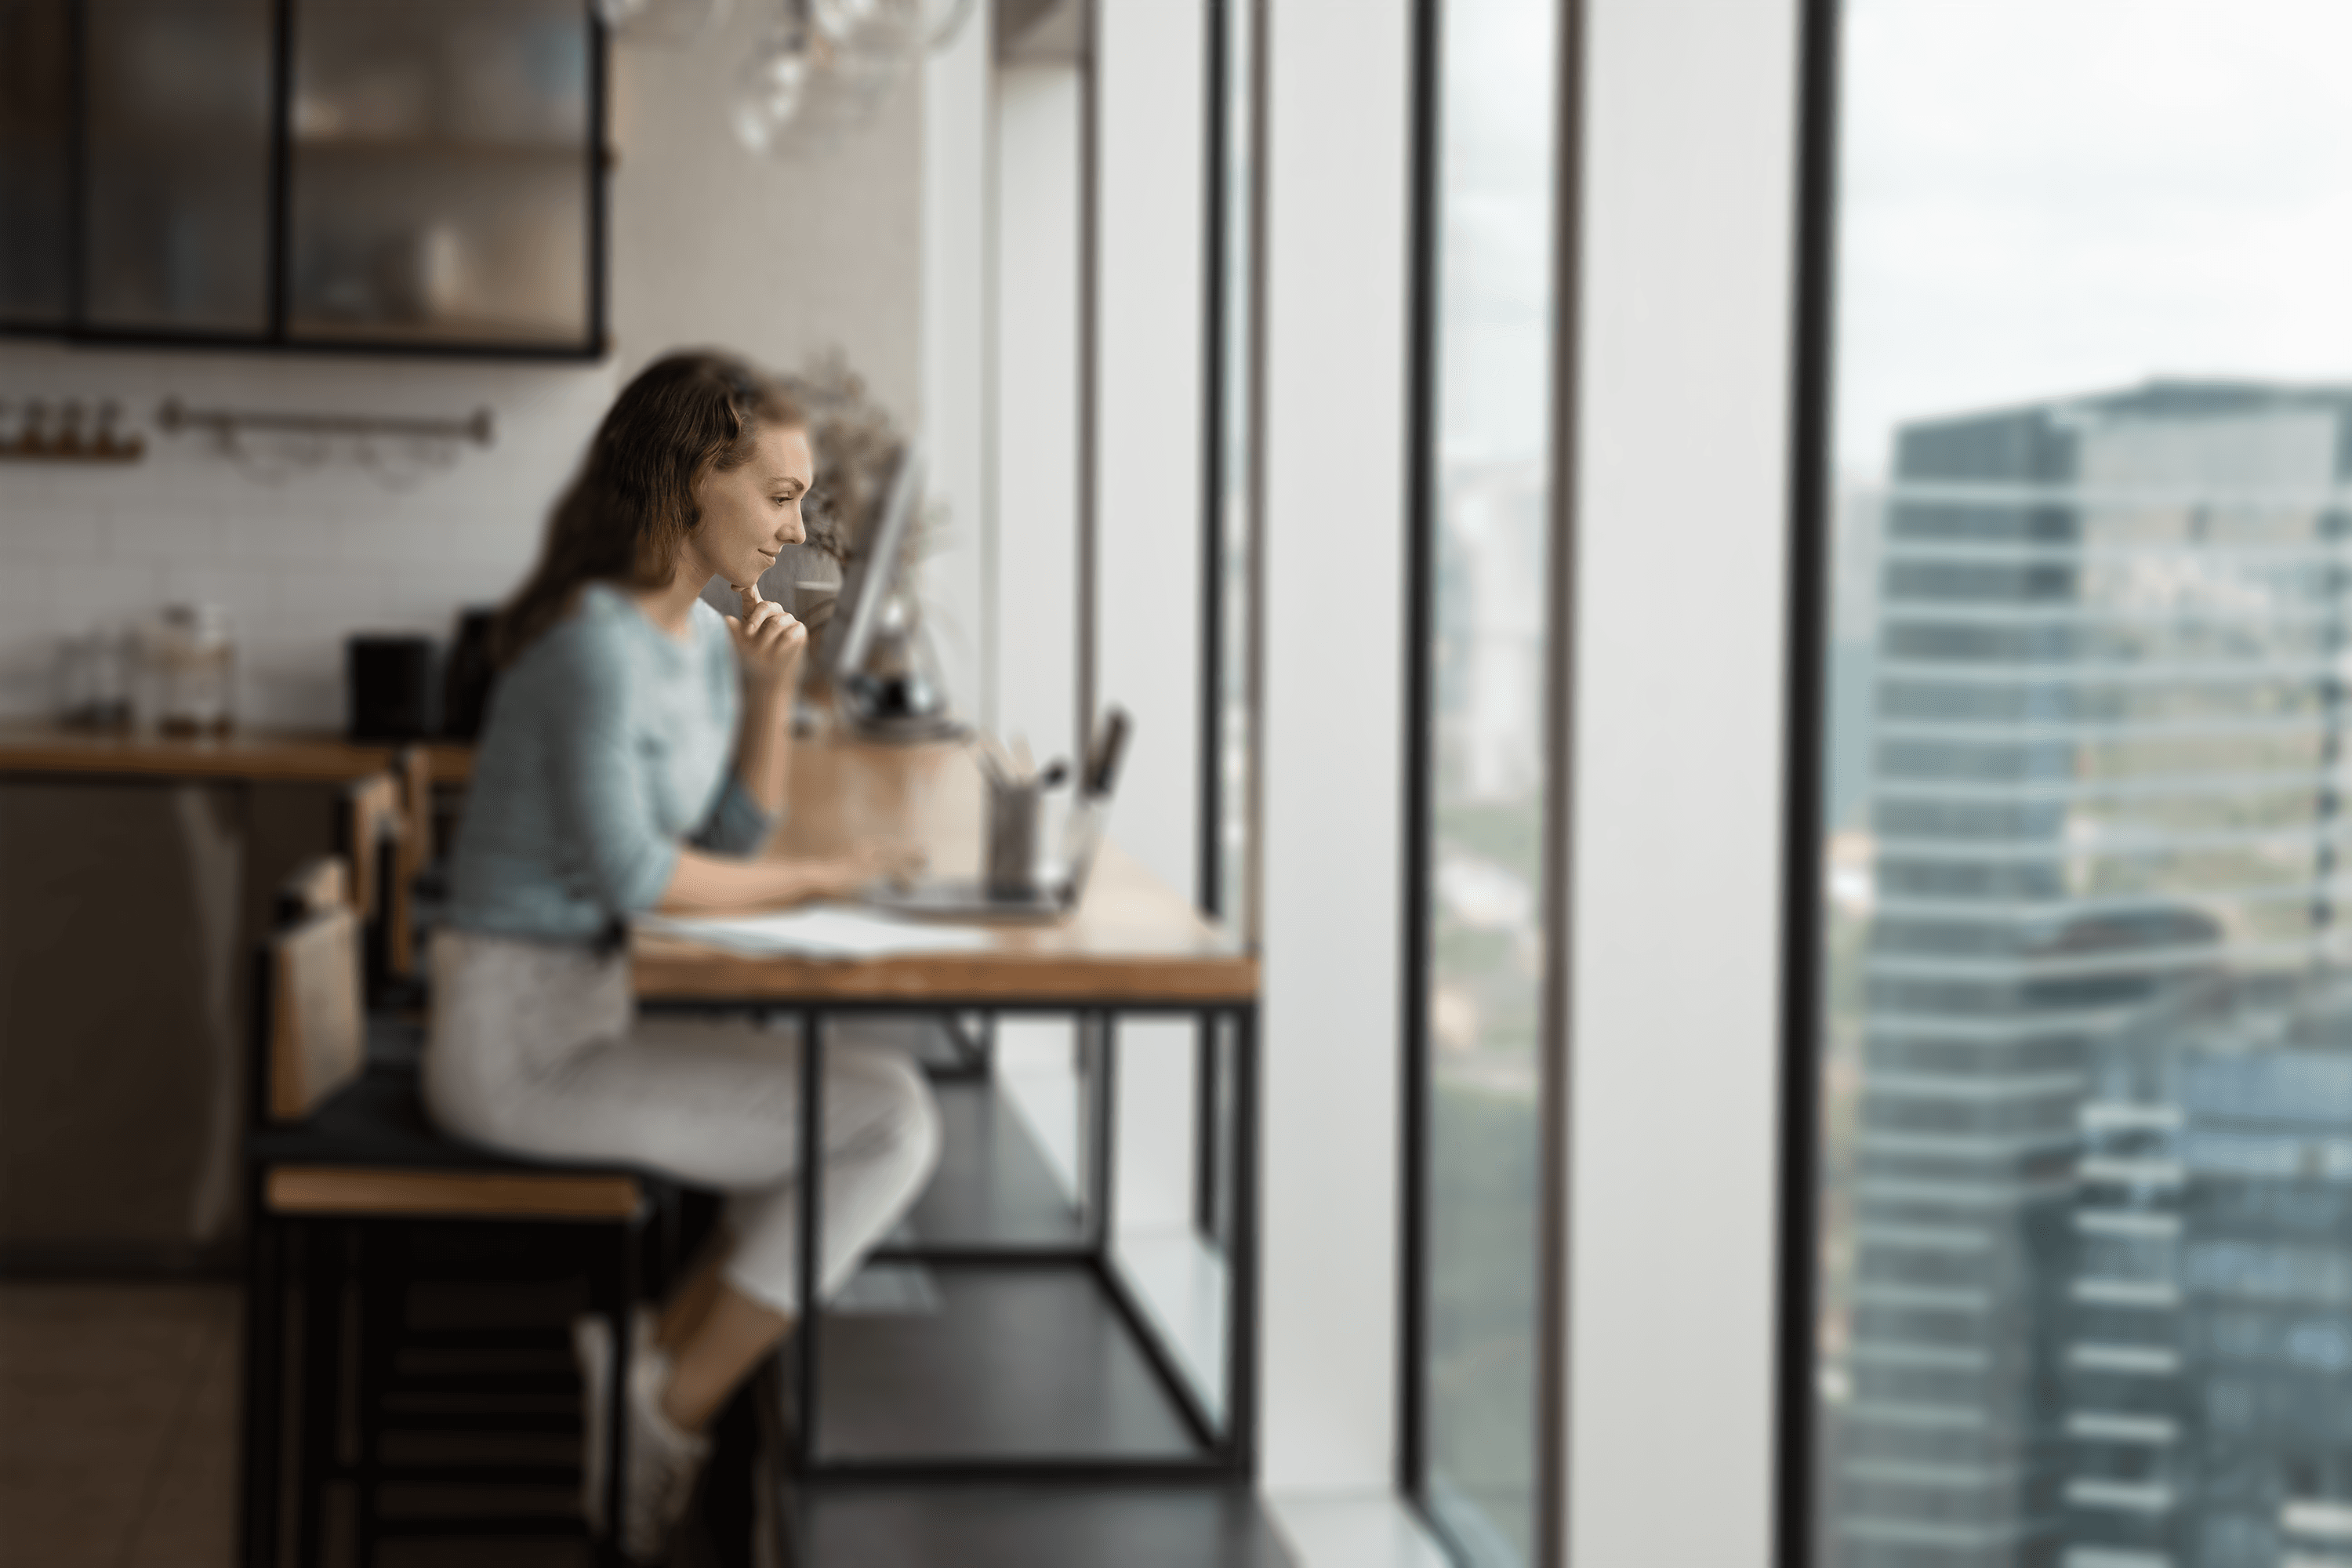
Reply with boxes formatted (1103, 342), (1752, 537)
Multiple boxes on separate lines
(0, 0), (71, 325)
(285, 0), (593, 348)
(82, 0), (275, 336)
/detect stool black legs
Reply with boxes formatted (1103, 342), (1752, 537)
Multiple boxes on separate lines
(239, 1209), (656, 1568)
(238, 1215), (286, 1568)
(793, 1009), (825, 1470)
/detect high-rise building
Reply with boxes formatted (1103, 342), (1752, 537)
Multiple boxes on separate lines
(1831, 382), (2352, 1568)
(2069, 975), (2352, 1568)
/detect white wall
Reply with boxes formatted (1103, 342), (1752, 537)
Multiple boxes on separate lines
(920, 0), (993, 715)
(609, 7), (923, 407)
(1096, 0), (1209, 1239)
(989, 64), (1082, 768)
(1564, 0), (1801, 1561)
(982, 58), (1088, 1228)
(1257, 0), (1413, 1494)
(0, 22), (924, 730)
(1094, 0), (1205, 907)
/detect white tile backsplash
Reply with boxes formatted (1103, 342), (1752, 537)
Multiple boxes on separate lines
(0, 343), (617, 730)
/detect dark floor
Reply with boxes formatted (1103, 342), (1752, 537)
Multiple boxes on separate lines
(0, 1282), (239, 1567)
(809, 1265), (1201, 1461)
(0, 1278), (1299, 1568)
(0, 1279), (1300, 1568)
(782, 1481), (1294, 1568)
(803, 1075), (1210, 1468)
(0, 1071), (1296, 1568)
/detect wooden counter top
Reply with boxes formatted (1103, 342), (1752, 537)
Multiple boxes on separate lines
(0, 720), (1254, 1004)
(0, 724), (473, 786)
(633, 736), (1258, 1007)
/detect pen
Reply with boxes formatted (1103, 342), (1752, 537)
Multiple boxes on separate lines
(971, 736), (1007, 789)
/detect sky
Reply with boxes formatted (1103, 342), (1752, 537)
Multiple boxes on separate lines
(1835, 0), (2352, 478)
(1436, 0), (1557, 469)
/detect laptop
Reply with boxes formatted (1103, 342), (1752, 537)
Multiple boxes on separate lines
(866, 710), (1131, 924)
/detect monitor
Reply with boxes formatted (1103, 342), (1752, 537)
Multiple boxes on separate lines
(822, 441), (924, 679)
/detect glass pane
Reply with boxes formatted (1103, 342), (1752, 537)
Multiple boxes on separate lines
(1419, 0), (1557, 1561)
(1814, 7), (2352, 1567)
(286, 0), (590, 346)
(1213, 0), (1254, 938)
(82, 0), (274, 334)
(0, 0), (71, 323)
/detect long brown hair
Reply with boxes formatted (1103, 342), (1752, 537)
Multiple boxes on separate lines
(492, 350), (805, 665)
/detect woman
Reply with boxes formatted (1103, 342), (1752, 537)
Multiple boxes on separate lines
(425, 350), (941, 1561)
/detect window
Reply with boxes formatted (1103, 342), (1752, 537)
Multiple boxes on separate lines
(1802, 5), (2352, 1566)
(1204, 0), (1256, 940)
(1406, 0), (1563, 1562)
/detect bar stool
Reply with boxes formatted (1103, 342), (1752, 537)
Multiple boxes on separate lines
(239, 857), (655, 1567)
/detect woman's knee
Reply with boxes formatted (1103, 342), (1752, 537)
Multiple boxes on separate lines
(844, 1048), (943, 1189)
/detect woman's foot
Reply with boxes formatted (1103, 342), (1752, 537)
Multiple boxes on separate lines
(622, 1334), (712, 1563)
(575, 1312), (671, 1538)
(572, 1314), (615, 1535)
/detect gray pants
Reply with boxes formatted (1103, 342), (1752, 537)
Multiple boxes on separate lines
(423, 930), (942, 1315)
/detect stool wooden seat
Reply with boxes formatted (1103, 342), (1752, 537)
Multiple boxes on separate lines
(240, 857), (656, 1568)
(251, 1061), (646, 1221)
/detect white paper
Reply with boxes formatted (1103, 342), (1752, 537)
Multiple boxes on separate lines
(634, 904), (995, 960)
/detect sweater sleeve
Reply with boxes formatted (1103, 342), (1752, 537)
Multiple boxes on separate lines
(541, 622), (681, 916)
(684, 611), (775, 856)
(691, 775), (776, 856)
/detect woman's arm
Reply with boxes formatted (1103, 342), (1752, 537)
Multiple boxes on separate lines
(732, 681), (792, 818)
(655, 842), (888, 913)
(727, 585), (800, 817)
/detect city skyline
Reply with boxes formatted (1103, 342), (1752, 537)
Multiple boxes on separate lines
(1828, 378), (2352, 1568)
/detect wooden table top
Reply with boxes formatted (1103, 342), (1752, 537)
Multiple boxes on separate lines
(632, 736), (1258, 1007)
(0, 723), (474, 786)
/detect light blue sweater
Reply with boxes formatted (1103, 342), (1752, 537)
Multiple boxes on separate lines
(445, 583), (773, 943)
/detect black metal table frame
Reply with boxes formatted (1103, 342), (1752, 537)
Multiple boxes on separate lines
(644, 993), (1261, 1485)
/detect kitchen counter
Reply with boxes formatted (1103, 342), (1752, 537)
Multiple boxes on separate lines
(0, 724), (472, 785)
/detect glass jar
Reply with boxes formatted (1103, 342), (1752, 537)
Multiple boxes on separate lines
(53, 625), (135, 730)
(146, 604), (237, 737)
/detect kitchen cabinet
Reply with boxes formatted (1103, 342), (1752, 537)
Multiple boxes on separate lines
(84, 0), (278, 336)
(0, 0), (72, 325)
(0, 0), (606, 357)
(0, 779), (336, 1269)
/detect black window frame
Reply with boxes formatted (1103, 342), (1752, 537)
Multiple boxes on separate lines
(1192, 0), (1268, 1255)
(1774, 1), (1890, 1563)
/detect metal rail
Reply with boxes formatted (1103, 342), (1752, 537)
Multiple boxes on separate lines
(157, 398), (497, 447)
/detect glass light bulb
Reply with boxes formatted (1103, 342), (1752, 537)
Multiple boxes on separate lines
(729, 32), (813, 154)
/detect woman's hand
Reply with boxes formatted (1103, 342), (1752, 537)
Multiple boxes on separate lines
(807, 839), (928, 900)
(724, 583), (807, 696)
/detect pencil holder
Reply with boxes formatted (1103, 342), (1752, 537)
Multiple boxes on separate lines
(985, 775), (1040, 898)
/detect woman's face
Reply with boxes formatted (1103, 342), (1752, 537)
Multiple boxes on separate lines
(686, 423), (814, 592)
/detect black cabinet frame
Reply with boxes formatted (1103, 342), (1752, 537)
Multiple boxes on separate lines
(6, 0), (609, 360)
